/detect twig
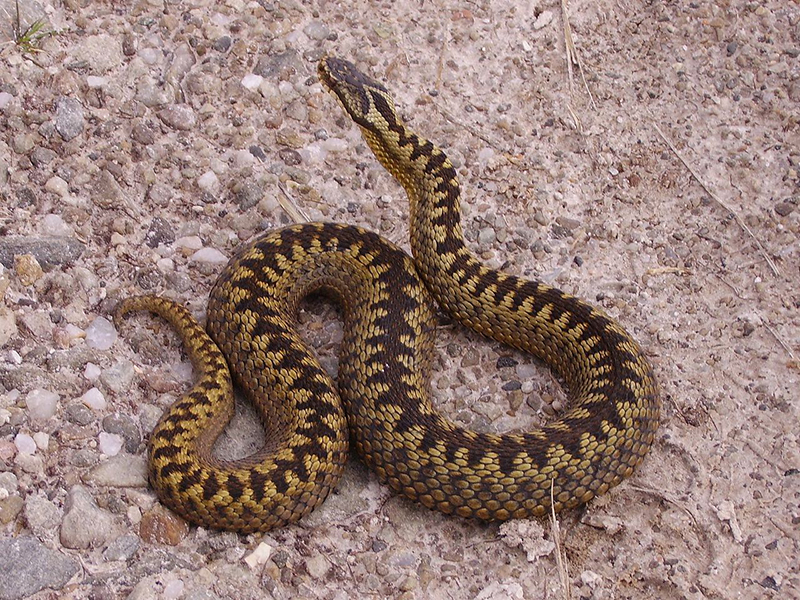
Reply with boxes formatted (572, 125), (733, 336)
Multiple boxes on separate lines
(550, 480), (572, 600)
(561, 0), (596, 110)
(653, 123), (780, 277)
(763, 323), (795, 360)
(277, 182), (310, 223)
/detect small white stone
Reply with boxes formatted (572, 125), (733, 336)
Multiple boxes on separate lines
(87, 75), (108, 88)
(233, 149), (256, 168)
(25, 388), (59, 422)
(33, 432), (49, 450)
(0, 91), (12, 109)
(41, 214), (73, 237)
(175, 235), (203, 253)
(244, 542), (273, 570)
(156, 257), (174, 273)
(127, 505), (141, 524)
(14, 432), (36, 455)
(163, 579), (185, 600)
(85, 316), (118, 350)
(110, 232), (127, 247)
(321, 137), (348, 152)
(581, 570), (602, 589)
(84, 362), (102, 381)
(300, 142), (327, 164)
(197, 170), (219, 193)
(80, 387), (107, 411)
(0, 409), (10, 426)
(190, 247), (228, 264)
(63, 324), (85, 344)
(98, 432), (123, 456)
(533, 9), (554, 30)
(44, 176), (70, 197)
(241, 73), (263, 91)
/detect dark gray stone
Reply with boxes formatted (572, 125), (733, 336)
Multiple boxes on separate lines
(0, 536), (78, 600)
(0, 235), (84, 268)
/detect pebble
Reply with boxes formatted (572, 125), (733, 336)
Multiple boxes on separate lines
(85, 317), (117, 351)
(303, 20), (331, 40)
(158, 105), (197, 131)
(176, 235), (203, 254)
(60, 485), (118, 549)
(71, 33), (123, 73)
(0, 536), (79, 600)
(0, 473), (17, 495)
(144, 217), (176, 249)
(102, 412), (141, 452)
(0, 92), (11, 109)
(0, 236), (83, 269)
(65, 402), (94, 425)
(103, 534), (141, 562)
(33, 432), (49, 450)
(55, 97), (85, 141)
(244, 542), (273, 570)
(100, 360), (136, 394)
(87, 75), (108, 88)
(41, 214), (73, 236)
(14, 254), (43, 286)
(99, 432), (123, 456)
(241, 74), (263, 91)
(14, 433), (36, 455)
(0, 494), (23, 524)
(515, 362), (539, 380)
(25, 388), (59, 422)
(190, 247), (228, 264)
(478, 227), (496, 246)
(0, 307), (16, 346)
(84, 453), (148, 488)
(23, 493), (61, 539)
(305, 554), (331, 579)
(84, 362), (102, 380)
(139, 504), (189, 546)
(164, 579), (185, 600)
(80, 387), (108, 411)
(197, 170), (220, 194)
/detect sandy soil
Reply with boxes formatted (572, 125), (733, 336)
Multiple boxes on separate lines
(0, 0), (798, 599)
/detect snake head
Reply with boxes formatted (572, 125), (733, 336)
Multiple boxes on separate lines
(318, 57), (394, 134)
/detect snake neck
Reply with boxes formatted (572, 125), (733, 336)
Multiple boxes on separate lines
(360, 127), (471, 301)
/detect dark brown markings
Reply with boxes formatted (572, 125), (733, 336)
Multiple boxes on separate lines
(202, 473), (221, 502)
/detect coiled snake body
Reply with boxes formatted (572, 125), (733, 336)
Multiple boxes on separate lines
(116, 57), (659, 533)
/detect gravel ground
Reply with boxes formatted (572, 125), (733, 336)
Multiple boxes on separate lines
(1, 0), (798, 599)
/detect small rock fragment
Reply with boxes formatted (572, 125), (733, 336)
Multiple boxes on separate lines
(79, 387), (107, 411)
(139, 504), (189, 546)
(103, 534), (141, 561)
(0, 307), (18, 347)
(243, 542), (273, 570)
(60, 485), (118, 549)
(14, 254), (43, 286)
(84, 453), (148, 488)
(190, 248), (228, 264)
(14, 433), (36, 455)
(25, 388), (59, 422)
(0, 536), (79, 599)
(55, 97), (85, 141)
(85, 317), (117, 351)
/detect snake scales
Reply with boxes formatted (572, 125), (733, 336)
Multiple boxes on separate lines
(115, 57), (659, 533)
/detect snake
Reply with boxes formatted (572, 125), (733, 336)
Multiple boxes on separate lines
(115, 57), (659, 534)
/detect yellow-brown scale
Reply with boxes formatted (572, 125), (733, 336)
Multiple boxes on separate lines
(115, 57), (659, 533)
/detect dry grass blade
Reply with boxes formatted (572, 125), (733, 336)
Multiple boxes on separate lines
(561, 0), (596, 110)
(277, 182), (310, 223)
(653, 123), (780, 278)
